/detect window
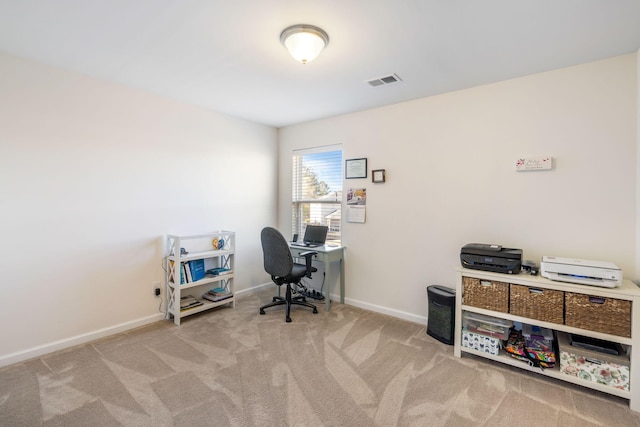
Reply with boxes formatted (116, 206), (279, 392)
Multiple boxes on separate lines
(292, 145), (342, 244)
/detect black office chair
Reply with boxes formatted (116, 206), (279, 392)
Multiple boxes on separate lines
(259, 227), (318, 322)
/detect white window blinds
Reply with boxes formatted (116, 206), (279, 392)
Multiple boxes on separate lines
(292, 145), (342, 244)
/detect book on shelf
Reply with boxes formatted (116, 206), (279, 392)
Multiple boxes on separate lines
(184, 262), (193, 282)
(189, 259), (206, 282)
(206, 267), (233, 276)
(203, 286), (233, 302)
(180, 295), (197, 306)
(180, 263), (189, 284)
(202, 292), (233, 302)
(181, 301), (203, 311)
(180, 295), (203, 310)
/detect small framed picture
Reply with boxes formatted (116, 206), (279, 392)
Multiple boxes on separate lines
(372, 169), (386, 183)
(345, 158), (367, 179)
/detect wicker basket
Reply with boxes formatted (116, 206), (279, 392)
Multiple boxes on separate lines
(565, 292), (631, 338)
(462, 277), (509, 313)
(509, 284), (564, 324)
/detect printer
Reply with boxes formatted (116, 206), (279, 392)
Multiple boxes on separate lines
(460, 243), (522, 274)
(540, 256), (623, 288)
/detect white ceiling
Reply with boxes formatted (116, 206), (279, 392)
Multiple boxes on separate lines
(1, 1), (639, 128)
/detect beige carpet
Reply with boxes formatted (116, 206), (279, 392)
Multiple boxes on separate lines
(2, 287), (640, 426)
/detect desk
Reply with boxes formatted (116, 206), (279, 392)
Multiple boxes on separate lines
(289, 244), (345, 311)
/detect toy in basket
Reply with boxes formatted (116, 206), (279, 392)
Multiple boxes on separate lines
(505, 328), (556, 369)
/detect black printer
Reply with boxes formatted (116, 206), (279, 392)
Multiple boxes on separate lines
(460, 243), (522, 274)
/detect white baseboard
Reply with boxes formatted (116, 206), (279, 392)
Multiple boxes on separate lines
(343, 296), (427, 326)
(0, 313), (164, 368)
(0, 285), (275, 368)
(243, 283), (427, 325)
(238, 282), (273, 294)
(1, 284), (426, 368)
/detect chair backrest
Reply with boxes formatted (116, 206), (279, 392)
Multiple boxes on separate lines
(261, 227), (293, 278)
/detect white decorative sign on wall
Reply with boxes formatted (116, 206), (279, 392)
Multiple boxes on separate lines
(515, 156), (552, 171)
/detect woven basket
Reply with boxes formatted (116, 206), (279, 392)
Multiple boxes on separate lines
(462, 277), (509, 313)
(565, 292), (631, 338)
(509, 284), (564, 324)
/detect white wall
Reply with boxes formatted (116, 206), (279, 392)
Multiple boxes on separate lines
(637, 48), (640, 281)
(0, 52), (278, 365)
(279, 54), (638, 323)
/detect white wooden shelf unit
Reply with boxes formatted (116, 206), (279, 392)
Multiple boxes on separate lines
(165, 232), (235, 325)
(454, 268), (640, 411)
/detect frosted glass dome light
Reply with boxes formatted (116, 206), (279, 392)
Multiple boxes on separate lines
(280, 24), (329, 64)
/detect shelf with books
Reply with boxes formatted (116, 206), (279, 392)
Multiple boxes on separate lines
(179, 291), (234, 314)
(164, 231), (235, 325)
(167, 271), (234, 289)
(177, 297), (234, 316)
(168, 274), (235, 291)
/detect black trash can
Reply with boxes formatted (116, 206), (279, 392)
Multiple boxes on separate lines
(426, 285), (456, 345)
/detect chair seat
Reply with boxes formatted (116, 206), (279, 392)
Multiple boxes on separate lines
(282, 263), (317, 282)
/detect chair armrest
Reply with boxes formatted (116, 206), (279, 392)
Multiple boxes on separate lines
(299, 250), (317, 278)
(298, 250), (318, 257)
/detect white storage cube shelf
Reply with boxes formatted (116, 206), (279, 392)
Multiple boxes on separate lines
(455, 268), (640, 411)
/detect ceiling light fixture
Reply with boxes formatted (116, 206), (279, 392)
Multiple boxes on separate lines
(280, 24), (329, 64)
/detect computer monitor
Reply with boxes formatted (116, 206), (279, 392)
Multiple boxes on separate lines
(303, 225), (328, 245)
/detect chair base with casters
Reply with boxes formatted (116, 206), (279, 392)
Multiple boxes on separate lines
(259, 277), (318, 323)
(259, 227), (319, 322)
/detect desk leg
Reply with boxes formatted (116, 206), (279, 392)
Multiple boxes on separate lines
(323, 251), (345, 311)
(339, 257), (345, 304)
(325, 261), (332, 312)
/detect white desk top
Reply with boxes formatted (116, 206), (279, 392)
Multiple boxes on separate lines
(289, 243), (345, 253)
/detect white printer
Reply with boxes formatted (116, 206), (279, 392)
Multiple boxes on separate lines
(540, 256), (623, 288)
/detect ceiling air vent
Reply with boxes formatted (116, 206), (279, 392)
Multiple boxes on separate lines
(367, 73), (402, 87)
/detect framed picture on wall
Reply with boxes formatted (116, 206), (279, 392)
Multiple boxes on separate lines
(345, 158), (367, 179)
(372, 169), (386, 183)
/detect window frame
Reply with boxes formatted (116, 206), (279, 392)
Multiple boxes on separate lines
(292, 145), (342, 245)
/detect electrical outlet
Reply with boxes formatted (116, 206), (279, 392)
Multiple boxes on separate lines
(152, 281), (161, 297)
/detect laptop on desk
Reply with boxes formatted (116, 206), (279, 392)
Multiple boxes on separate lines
(290, 225), (328, 248)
